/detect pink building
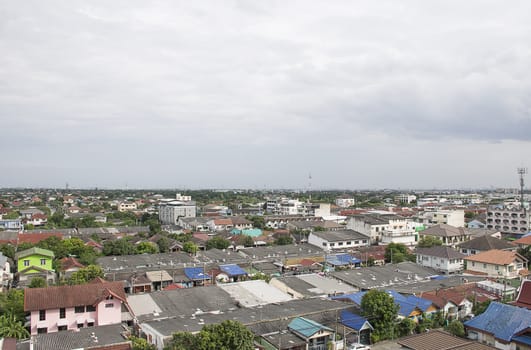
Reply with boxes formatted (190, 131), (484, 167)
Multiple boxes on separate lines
(24, 278), (129, 335)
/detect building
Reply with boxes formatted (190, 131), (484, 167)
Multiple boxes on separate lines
(398, 329), (496, 350)
(347, 213), (417, 245)
(464, 249), (528, 279)
(158, 200), (196, 225)
(0, 252), (12, 290)
(0, 219), (22, 230)
(118, 202), (137, 212)
(464, 302), (531, 350)
(395, 194), (417, 205)
(457, 235), (516, 256)
(308, 230), (369, 251)
(335, 196), (355, 208)
(24, 279), (128, 335)
(430, 210), (465, 227)
(416, 246), (466, 274)
(486, 205), (530, 235)
(419, 224), (471, 248)
(15, 247), (55, 285)
(175, 193), (191, 201)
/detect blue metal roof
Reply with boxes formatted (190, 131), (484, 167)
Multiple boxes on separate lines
(331, 291), (367, 306)
(327, 254), (361, 266)
(404, 295), (434, 312)
(464, 302), (531, 342)
(219, 264), (247, 277)
(513, 334), (531, 346)
(288, 317), (332, 338)
(340, 310), (373, 331)
(184, 267), (211, 280)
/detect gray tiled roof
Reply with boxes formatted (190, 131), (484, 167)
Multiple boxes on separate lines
(457, 235), (515, 251)
(416, 246), (467, 259)
(311, 229), (368, 242)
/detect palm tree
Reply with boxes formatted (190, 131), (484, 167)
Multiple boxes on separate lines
(0, 313), (30, 339)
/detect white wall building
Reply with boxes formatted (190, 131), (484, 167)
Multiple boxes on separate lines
(158, 200), (196, 225)
(118, 202), (137, 212)
(308, 230), (369, 251)
(394, 194), (417, 204)
(485, 205), (530, 235)
(335, 197), (355, 208)
(415, 246), (466, 274)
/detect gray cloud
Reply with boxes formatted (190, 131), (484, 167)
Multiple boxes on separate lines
(1, 1), (530, 188)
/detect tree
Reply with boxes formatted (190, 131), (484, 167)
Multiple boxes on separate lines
(130, 336), (156, 350)
(182, 241), (198, 255)
(166, 320), (254, 350)
(361, 289), (399, 341)
(246, 215), (264, 229)
(397, 318), (416, 337)
(206, 236), (231, 250)
(0, 289), (25, 322)
(274, 235), (293, 245)
(384, 243), (415, 263)
(29, 277), (47, 288)
(135, 242), (159, 254)
(103, 238), (135, 256)
(3, 211), (19, 219)
(67, 265), (104, 285)
(472, 299), (491, 316)
(157, 237), (170, 253)
(0, 313), (29, 339)
(446, 320), (465, 337)
(236, 235), (254, 247)
(0, 243), (15, 260)
(417, 236), (443, 248)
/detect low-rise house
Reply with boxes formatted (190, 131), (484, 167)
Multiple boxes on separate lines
(0, 252), (13, 290)
(464, 249), (528, 279)
(208, 218), (234, 232)
(419, 224), (471, 247)
(24, 279), (129, 335)
(398, 329), (497, 350)
(513, 234), (531, 249)
(457, 235), (516, 256)
(58, 257), (85, 279)
(464, 302), (531, 349)
(415, 246), (466, 274)
(286, 317), (334, 350)
(512, 279), (531, 310)
(307, 230), (369, 251)
(339, 310), (373, 345)
(15, 247), (55, 285)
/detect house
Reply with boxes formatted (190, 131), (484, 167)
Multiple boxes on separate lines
(307, 230), (369, 251)
(464, 249), (528, 279)
(339, 310), (373, 345)
(419, 224), (471, 247)
(0, 252), (13, 290)
(15, 247), (55, 285)
(512, 279), (531, 310)
(398, 329), (497, 350)
(24, 213), (48, 226)
(286, 317), (334, 350)
(467, 219), (486, 229)
(118, 202), (137, 212)
(24, 278), (129, 335)
(513, 234), (531, 249)
(58, 257), (85, 279)
(457, 235), (516, 256)
(17, 232), (63, 245)
(346, 213), (415, 244)
(208, 218), (234, 232)
(464, 302), (531, 350)
(416, 246), (466, 274)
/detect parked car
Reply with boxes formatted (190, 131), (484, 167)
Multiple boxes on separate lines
(347, 344), (371, 350)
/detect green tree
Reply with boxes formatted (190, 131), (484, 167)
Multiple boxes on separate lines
(157, 237), (170, 253)
(182, 241), (198, 255)
(136, 242), (159, 254)
(130, 336), (156, 350)
(3, 211), (19, 219)
(0, 289), (25, 322)
(361, 289), (399, 340)
(67, 265), (104, 285)
(397, 318), (416, 337)
(236, 235), (254, 247)
(385, 243), (415, 263)
(472, 299), (491, 316)
(0, 313), (30, 339)
(29, 277), (47, 288)
(206, 236), (231, 250)
(446, 320), (465, 337)
(0, 243), (16, 260)
(274, 235), (293, 245)
(78, 249), (98, 266)
(246, 215), (264, 229)
(103, 238), (135, 256)
(166, 320), (254, 350)
(48, 210), (65, 227)
(417, 236), (443, 248)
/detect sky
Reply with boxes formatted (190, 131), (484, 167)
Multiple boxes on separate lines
(1, 1), (531, 190)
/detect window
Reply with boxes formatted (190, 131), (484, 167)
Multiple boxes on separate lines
(330, 243), (335, 247)
(86, 305), (96, 312)
(87, 322), (94, 327)
(77, 323), (84, 329)
(338, 242), (343, 246)
(75, 306), (85, 313)
(322, 242), (327, 247)
(23, 260), (30, 267)
(354, 240), (359, 244)
(39, 310), (46, 321)
(59, 308), (66, 319)
(40, 258), (46, 265)
(472, 262), (475, 267)
(495, 266), (499, 271)
(37, 328), (47, 334)
(483, 263), (487, 268)
(58, 325), (67, 331)
(105, 303), (114, 308)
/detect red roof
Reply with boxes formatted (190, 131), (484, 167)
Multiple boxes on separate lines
(513, 279), (531, 310)
(514, 235), (531, 246)
(31, 213), (47, 220)
(60, 257), (85, 271)
(24, 279), (126, 311)
(18, 233), (62, 245)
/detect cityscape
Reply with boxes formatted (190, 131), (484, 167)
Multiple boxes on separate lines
(2, 1), (531, 350)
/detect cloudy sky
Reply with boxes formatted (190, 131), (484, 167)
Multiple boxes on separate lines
(1, 1), (531, 189)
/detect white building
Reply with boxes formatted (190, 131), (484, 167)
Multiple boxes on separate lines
(347, 214), (417, 245)
(335, 197), (355, 208)
(175, 193), (192, 202)
(415, 246), (466, 274)
(485, 205), (530, 235)
(308, 230), (369, 251)
(0, 252), (12, 290)
(118, 202), (137, 212)
(417, 210), (465, 227)
(394, 194), (417, 204)
(158, 200), (196, 225)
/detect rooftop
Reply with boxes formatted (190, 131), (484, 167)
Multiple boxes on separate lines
(310, 229), (368, 242)
(420, 224), (469, 238)
(416, 246), (466, 259)
(465, 249), (526, 265)
(457, 235), (515, 251)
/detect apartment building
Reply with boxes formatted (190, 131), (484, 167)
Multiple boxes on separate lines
(158, 200), (196, 225)
(485, 205), (530, 235)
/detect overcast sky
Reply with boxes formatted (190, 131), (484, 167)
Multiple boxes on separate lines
(1, 1), (531, 190)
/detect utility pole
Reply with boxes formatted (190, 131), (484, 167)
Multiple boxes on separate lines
(517, 167), (527, 210)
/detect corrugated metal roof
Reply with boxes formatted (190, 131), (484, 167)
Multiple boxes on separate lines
(340, 310), (372, 331)
(288, 317), (332, 338)
(219, 264), (247, 276)
(464, 302), (531, 342)
(183, 267), (210, 280)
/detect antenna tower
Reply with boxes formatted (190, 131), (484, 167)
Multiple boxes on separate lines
(308, 172), (312, 202)
(517, 167), (527, 208)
